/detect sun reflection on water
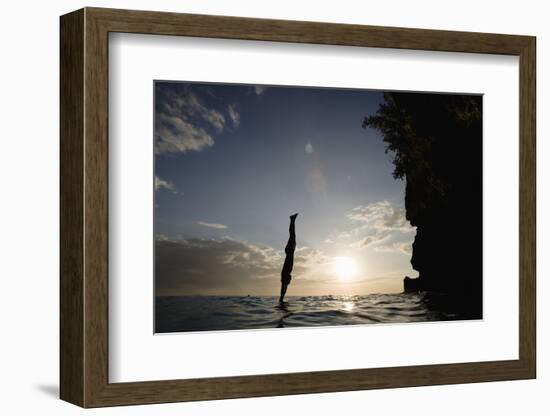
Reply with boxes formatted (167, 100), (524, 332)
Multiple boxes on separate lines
(343, 301), (355, 312)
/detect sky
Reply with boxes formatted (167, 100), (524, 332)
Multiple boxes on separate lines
(154, 81), (418, 296)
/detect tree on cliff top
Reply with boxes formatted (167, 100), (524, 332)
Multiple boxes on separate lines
(362, 92), (482, 226)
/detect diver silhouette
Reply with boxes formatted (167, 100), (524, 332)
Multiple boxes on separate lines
(279, 213), (298, 304)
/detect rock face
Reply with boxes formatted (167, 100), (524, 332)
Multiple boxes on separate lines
(364, 92), (483, 318)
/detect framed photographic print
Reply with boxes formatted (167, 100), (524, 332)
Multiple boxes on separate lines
(60, 7), (536, 408)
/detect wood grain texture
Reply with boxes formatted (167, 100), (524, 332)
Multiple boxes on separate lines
(89, 7), (532, 54)
(518, 38), (536, 375)
(83, 10), (110, 406)
(59, 7), (537, 408)
(59, 8), (84, 407)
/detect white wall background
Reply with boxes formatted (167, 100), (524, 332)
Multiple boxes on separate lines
(0, 0), (545, 414)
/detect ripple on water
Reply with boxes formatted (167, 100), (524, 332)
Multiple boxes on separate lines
(155, 293), (475, 333)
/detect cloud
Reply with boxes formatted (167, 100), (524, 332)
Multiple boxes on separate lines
(172, 92), (226, 132)
(293, 246), (332, 274)
(374, 242), (413, 255)
(197, 221), (228, 229)
(202, 109), (225, 133)
(350, 234), (387, 248)
(254, 85), (267, 96)
(338, 200), (415, 251)
(155, 237), (282, 295)
(155, 113), (215, 154)
(155, 175), (176, 192)
(155, 87), (232, 154)
(347, 200), (411, 231)
(227, 104), (240, 127)
(155, 235), (340, 295)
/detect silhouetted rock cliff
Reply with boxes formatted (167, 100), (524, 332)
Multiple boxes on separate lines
(364, 92), (482, 317)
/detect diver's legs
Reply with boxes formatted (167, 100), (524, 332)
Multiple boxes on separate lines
(290, 213), (297, 234)
(287, 213), (297, 249)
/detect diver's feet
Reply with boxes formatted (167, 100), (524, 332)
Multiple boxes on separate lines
(290, 213), (298, 221)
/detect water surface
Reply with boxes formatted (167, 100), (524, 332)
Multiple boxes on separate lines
(155, 293), (473, 333)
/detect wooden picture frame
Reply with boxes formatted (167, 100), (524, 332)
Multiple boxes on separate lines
(60, 7), (536, 408)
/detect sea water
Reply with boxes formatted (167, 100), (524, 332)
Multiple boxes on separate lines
(155, 292), (475, 333)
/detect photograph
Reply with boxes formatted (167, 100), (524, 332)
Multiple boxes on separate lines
(154, 81), (483, 333)
(51, 4), (537, 410)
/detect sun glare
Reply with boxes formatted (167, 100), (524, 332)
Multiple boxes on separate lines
(333, 256), (357, 280)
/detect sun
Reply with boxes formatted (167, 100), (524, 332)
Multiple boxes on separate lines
(333, 256), (357, 280)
